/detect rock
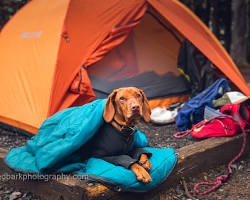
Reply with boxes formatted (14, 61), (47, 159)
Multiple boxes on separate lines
(230, 164), (237, 171)
(238, 165), (243, 170)
(22, 192), (33, 198)
(12, 191), (22, 196)
(9, 191), (22, 200)
(87, 182), (94, 187)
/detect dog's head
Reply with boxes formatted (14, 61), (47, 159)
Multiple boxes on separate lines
(103, 87), (151, 126)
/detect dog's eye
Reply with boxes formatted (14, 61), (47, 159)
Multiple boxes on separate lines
(136, 93), (141, 98)
(119, 96), (126, 101)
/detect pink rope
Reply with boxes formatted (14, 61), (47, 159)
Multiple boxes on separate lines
(174, 115), (248, 196)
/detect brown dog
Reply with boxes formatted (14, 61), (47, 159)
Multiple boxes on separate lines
(103, 87), (152, 183)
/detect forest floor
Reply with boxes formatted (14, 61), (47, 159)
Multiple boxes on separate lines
(154, 158), (250, 200)
(0, 120), (249, 200)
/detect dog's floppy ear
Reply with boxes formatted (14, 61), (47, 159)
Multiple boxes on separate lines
(103, 90), (117, 123)
(139, 89), (151, 122)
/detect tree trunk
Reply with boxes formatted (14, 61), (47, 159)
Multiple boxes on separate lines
(211, 0), (232, 53)
(231, 0), (248, 66)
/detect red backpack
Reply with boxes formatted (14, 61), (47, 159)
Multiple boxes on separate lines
(174, 115), (241, 139)
(220, 102), (250, 129)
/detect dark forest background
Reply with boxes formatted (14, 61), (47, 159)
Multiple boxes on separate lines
(1, 0), (250, 68)
(180, 0), (250, 68)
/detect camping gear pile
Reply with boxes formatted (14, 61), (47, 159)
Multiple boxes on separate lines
(172, 79), (249, 196)
(175, 79), (249, 136)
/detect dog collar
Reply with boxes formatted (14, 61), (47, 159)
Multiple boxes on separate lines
(112, 119), (137, 136)
(121, 126), (137, 136)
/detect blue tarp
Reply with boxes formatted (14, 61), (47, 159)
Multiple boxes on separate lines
(6, 99), (177, 192)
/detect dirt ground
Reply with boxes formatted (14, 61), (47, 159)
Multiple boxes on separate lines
(148, 156), (250, 200)
(0, 120), (249, 200)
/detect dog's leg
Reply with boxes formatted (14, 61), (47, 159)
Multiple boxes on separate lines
(130, 163), (152, 183)
(139, 154), (151, 172)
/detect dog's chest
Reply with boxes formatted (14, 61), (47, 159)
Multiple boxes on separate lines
(91, 123), (135, 157)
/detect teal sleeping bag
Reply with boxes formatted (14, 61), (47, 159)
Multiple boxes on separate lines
(5, 99), (177, 192)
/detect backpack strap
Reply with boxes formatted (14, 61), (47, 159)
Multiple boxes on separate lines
(174, 119), (209, 138)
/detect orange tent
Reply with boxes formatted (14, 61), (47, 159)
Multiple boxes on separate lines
(0, 0), (249, 134)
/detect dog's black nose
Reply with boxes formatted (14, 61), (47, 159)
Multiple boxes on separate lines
(132, 105), (139, 112)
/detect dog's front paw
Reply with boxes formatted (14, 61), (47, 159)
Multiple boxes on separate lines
(139, 154), (152, 172)
(130, 163), (152, 184)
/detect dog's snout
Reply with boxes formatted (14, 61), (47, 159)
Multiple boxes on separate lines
(132, 104), (140, 112)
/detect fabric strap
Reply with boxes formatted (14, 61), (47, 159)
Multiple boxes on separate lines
(174, 115), (248, 196)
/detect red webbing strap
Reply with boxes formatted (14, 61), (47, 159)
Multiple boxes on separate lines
(192, 116), (247, 196)
(173, 119), (208, 138)
(173, 129), (191, 138)
(174, 116), (248, 196)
